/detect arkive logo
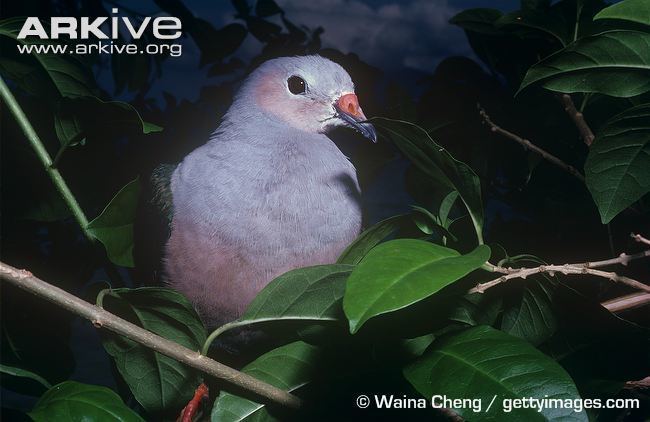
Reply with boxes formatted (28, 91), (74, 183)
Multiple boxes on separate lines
(17, 8), (182, 40)
(15, 8), (183, 57)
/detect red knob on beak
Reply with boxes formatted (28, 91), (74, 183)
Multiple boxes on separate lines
(336, 93), (366, 120)
(334, 92), (376, 143)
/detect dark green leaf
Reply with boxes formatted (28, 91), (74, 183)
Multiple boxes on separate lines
(0, 363), (51, 389)
(28, 381), (144, 422)
(496, 8), (570, 46)
(343, 240), (490, 333)
(372, 118), (484, 243)
(88, 178), (140, 267)
(55, 97), (161, 148)
(410, 206), (437, 235)
(594, 0), (650, 27)
(448, 292), (503, 327)
(97, 287), (206, 414)
(501, 278), (557, 345)
(54, 107), (85, 150)
(585, 103), (650, 223)
(404, 326), (588, 421)
(337, 214), (414, 265)
(240, 264), (353, 326)
(212, 341), (319, 421)
(410, 206), (458, 241)
(437, 190), (459, 227)
(519, 30), (650, 97)
(0, 17), (97, 98)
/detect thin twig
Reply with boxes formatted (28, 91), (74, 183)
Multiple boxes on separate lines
(602, 292), (650, 313)
(558, 94), (595, 146)
(478, 105), (586, 183)
(0, 77), (94, 241)
(625, 376), (650, 390)
(0, 261), (302, 410)
(632, 233), (650, 247)
(471, 250), (650, 294)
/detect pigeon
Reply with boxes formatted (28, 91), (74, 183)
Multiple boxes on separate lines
(157, 55), (376, 328)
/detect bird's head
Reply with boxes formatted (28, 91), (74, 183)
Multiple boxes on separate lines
(235, 55), (377, 143)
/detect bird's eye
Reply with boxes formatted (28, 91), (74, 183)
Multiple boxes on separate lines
(287, 76), (306, 95)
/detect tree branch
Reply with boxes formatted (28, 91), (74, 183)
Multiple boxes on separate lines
(0, 77), (93, 241)
(478, 105), (586, 183)
(472, 250), (650, 294)
(0, 261), (302, 410)
(602, 292), (650, 313)
(632, 233), (650, 247)
(625, 376), (650, 390)
(558, 94), (595, 146)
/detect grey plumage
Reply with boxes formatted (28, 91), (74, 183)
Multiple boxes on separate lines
(162, 55), (374, 328)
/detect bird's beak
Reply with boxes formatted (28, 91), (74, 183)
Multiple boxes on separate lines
(334, 93), (377, 143)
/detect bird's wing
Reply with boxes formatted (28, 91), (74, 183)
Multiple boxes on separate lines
(133, 163), (177, 286)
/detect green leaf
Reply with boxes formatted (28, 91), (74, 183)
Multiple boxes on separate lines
(0, 17), (97, 99)
(337, 214), (414, 265)
(372, 118), (484, 244)
(87, 178), (140, 267)
(404, 326), (588, 421)
(594, 0), (650, 27)
(212, 341), (319, 422)
(97, 287), (207, 414)
(240, 265), (353, 327)
(54, 104), (85, 150)
(54, 97), (162, 147)
(449, 8), (503, 34)
(0, 363), (51, 389)
(343, 240), (490, 333)
(53, 97), (161, 158)
(448, 293), (503, 327)
(500, 278), (558, 345)
(519, 30), (650, 97)
(28, 381), (144, 422)
(437, 190), (459, 227)
(496, 8), (570, 46)
(585, 103), (650, 223)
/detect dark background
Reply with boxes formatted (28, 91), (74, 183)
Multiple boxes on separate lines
(2, 0), (649, 420)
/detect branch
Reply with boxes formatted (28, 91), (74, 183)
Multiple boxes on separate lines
(0, 261), (301, 410)
(0, 77), (94, 241)
(558, 94), (595, 146)
(625, 376), (650, 390)
(632, 233), (650, 247)
(602, 292), (650, 313)
(471, 250), (650, 294)
(478, 105), (586, 183)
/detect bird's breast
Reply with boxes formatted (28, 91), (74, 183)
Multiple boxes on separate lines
(171, 137), (363, 258)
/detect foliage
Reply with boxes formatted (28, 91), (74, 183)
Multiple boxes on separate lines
(584, 104), (650, 223)
(28, 381), (144, 422)
(404, 326), (588, 421)
(212, 341), (320, 421)
(97, 287), (207, 414)
(1, 0), (649, 421)
(344, 240), (490, 333)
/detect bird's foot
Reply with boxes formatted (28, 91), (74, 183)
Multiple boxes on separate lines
(177, 383), (209, 422)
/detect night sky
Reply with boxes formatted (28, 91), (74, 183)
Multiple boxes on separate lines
(118, 0), (522, 101)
